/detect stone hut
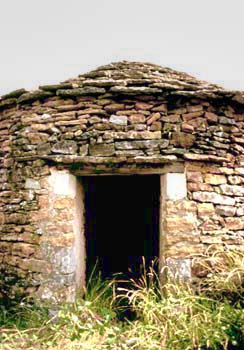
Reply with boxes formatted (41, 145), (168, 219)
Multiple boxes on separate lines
(1, 61), (244, 303)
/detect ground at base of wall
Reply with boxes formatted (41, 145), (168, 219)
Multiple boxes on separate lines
(1, 249), (244, 350)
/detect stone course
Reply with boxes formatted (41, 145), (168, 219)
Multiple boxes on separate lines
(1, 61), (244, 302)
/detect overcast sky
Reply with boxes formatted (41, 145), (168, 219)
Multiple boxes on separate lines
(1, 0), (244, 95)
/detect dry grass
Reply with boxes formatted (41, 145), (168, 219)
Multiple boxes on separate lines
(1, 249), (244, 350)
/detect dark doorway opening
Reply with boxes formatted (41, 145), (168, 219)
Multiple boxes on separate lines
(83, 175), (160, 282)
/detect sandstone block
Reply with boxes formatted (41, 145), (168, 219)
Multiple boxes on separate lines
(21, 258), (52, 273)
(225, 217), (244, 230)
(163, 173), (187, 200)
(25, 178), (41, 190)
(236, 207), (244, 216)
(146, 112), (161, 125)
(57, 87), (106, 96)
(186, 172), (203, 183)
(204, 174), (227, 185)
(5, 213), (28, 225)
(187, 118), (208, 129)
(220, 184), (244, 196)
(135, 102), (153, 110)
(236, 168), (244, 175)
(197, 203), (215, 217)
(109, 115), (128, 126)
(171, 132), (195, 148)
(205, 112), (218, 123)
(165, 200), (197, 215)
(115, 150), (144, 157)
(228, 176), (244, 185)
(115, 139), (168, 150)
(114, 131), (161, 140)
(54, 198), (74, 209)
(27, 132), (49, 144)
(152, 104), (167, 113)
(193, 191), (235, 205)
(12, 243), (36, 257)
(79, 144), (88, 156)
(149, 121), (162, 131)
(89, 143), (115, 156)
(182, 111), (204, 122)
(182, 123), (194, 132)
(187, 105), (203, 113)
(166, 244), (204, 257)
(104, 103), (125, 112)
(164, 215), (197, 233)
(52, 141), (78, 154)
(215, 205), (236, 217)
(128, 114), (146, 124)
(187, 183), (214, 192)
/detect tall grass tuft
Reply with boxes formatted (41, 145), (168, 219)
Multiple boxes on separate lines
(1, 248), (244, 349)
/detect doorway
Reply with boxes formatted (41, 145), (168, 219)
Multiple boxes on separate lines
(83, 175), (160, 281)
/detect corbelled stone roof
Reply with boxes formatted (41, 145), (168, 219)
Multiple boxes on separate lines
(1, 61), (244, 110)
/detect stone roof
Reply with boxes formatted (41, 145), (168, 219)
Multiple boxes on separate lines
(1, 61), (244, 110)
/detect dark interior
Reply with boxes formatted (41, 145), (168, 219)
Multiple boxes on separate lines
(83, 175), (160, 281)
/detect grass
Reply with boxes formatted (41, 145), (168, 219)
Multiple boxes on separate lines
(1, 250), (244, 350)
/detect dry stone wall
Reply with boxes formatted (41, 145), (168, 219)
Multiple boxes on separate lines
(0, 61), (244, 302)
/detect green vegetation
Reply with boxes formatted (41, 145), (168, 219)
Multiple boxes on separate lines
(1, 249), (244, 350)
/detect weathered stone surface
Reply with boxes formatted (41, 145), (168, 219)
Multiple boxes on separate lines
(109, 115), (128, 125)
(57, 87), (106, 96)
(89, 143), (115, 156)
(115, 150), (144, 157)
(164, 215), (197, 233)
(114, 131), (162, 140)
(187, 183), (214, 192)
(197, 203), (215, 217)
(187, 105), (203, 113)
(167, 258), (192, 281)
(236, 207), (244, 216)
(146, 112), (161, 125)
(37, 143), (51, 155)
(110, 86), (162, 94)
(12, 243), (36, 258)
(228, 176), (244, 185)
(165, 200), (197, 215)
(25, 178), (41, 190)
(236, 168), (244, 175)
(163, 173), (187, 200)
(215, 205), (236, 217)
(52, 141), (78, 154)
(171, 132), (195, 148)
(40, 83), (73, 91)
(17, 90), (53, 103)
(104, 103), (125, 112)
(152, 103), (167, 113)
(205, 112), (218, 123)
(5, 213), (28, 225)
(128, 114), (146, 124)
(184, 153), (228, 163)
(182, 111), (204, 122)
(204, 174), (227, 185)
(135, 102), (153, 110)
(192, 191), (235, 205)
(187, 172), (203, 183)
(79, 144), (88, 156)
(220, 184), (244, 196)
(115, 139), (169, 150)
(53, 198), (74, 209)
(149, 121), (162, 131)
(225, 217), (244, 230)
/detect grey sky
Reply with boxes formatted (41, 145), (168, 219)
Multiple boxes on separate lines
(1, 0), (244, 95)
